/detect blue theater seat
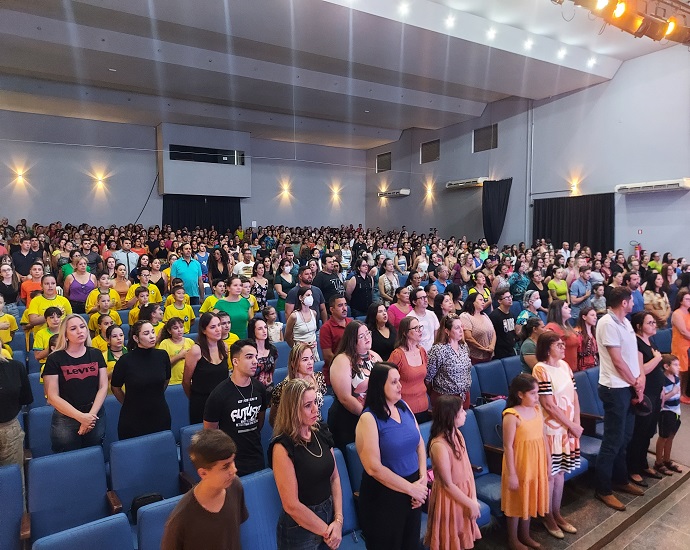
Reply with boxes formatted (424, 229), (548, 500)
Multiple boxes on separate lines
(274, 341), (291, 370)
(652, 328), (672, 353)
(0, 464), (26, 550)
(165, 384), (190, 444)
(28, 447), (112, 541)
(109, 431), (183, 522)
(27, 373), (47, 409)
(136, 495), (184, 550)
(474, 359), (509, 397)
(239, 469), (283, 550)
(180, 423), (204, 483)
(501, 356), (523, 386)
(27, 406), (54, 458)
(32, 514), (134, 550)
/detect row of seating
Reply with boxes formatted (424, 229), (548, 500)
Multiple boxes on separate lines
(5, 361), (612, 549)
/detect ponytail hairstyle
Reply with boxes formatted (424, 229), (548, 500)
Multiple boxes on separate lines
(505, 373), (538, 409)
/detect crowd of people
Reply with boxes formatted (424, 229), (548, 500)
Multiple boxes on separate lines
(1, 215), (689, 549)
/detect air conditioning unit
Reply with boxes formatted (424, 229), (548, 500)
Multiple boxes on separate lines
(445, 177), (488, 190)
(615, 178), (690, 194)
(377, 188), (411, 198)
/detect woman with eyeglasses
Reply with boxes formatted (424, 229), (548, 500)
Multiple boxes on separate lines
(532, 331), (583, 539)
(407, 286), (439, 352)
(627, 311), (665, 484)
(388, 317), (430, 423)
(327, 320), (382, 449)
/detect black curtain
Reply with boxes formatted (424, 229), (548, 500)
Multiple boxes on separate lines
(162, 194), (241, 233)
(532, 193), (615, 254)
(482, 178), (512, 245)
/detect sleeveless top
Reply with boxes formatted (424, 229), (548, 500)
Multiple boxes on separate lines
(151, 274), (167, 297)
(292, 309), (317, 344)
(364, 402), (419, 476)
(397, 256), (408, 272)
(113, 279), (130, 304)
(251, 279), (268, 309)
(190, 355), (229, 398)
(69, 276), (96, 302)
(351, 357), (374, 405)
(349, 274), (373, 313)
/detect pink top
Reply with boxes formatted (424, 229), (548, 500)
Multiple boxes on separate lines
(388, 346), (429, 414)
(388, 303), (412, 330)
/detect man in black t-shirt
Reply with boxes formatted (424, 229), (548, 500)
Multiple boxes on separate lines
(203, 339), (267, 477)
(489, 289), (520, 359)
(313, 253), (344, 308)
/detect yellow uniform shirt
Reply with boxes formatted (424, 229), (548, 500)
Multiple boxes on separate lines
(199, 295), (220, 314)
(224, 332), (239, 372)
(157, 337), (195, 385)
(163, 304), (196, 334)
(88, 309), (122, 333)
(32, 327), (58, 366)
(244, 294), (259, 316)
(165, 293), (190, 307)
(27, 295), (72, 334)
(91, 334), (108, 353)
(125, 283), (162, 305)
(85, 288), (122, 312)
(103, 347), (127, 394)
(129, 306), (142, 325)
(0, 312), (18, 348)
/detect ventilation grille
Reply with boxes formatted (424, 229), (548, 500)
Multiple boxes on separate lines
(473, 124), (498, 153)
(170, 144), (245, 165)
(420, 139), (440, 164)
(376, 152), (392, 173)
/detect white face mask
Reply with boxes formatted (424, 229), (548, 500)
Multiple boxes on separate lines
(303, 296), (314, 307)
(532, 299), (542, 310)
(283, 266), (291, 274)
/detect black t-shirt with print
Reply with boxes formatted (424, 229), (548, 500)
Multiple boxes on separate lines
(43, 348), (106, 412)
(204, 378), (268, 476)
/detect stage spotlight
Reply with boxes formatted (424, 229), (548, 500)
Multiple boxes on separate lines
(636, 15), (669, 40)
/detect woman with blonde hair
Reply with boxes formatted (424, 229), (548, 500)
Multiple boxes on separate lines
(270, 342), (327, 426)
(270, 378), (344, 550)
(43, 314), (108, 453)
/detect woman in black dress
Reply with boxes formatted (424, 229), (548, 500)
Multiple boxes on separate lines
(111, 320), (171, 440)
(182, 312), (229, 424)
(365, 301), (396, 361)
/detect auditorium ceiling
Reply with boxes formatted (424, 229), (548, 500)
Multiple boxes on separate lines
(0, 0), (675, 149)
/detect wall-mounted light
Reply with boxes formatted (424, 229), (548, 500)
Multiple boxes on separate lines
(16, 170), (24, 182)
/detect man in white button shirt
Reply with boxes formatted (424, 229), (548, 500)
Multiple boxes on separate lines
(594, 286), (645, 511)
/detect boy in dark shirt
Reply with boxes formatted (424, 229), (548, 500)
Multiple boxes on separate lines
(162, 429), (248, 550)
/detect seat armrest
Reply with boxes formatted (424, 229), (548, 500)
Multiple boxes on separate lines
(20, 512), (30, 540)
(106, 490), (123, 514)
(23, 449), (32, 463)
(483, 444), (504, 475)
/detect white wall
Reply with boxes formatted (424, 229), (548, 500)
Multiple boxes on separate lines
(365, 98), (530, 245)
(0, 111), (162, 227)
(242, 139), (367, 228)
(530, 44), (690, 256)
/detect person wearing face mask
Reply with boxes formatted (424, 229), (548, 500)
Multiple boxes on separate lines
(517, 290), (542, 327)
(285, 286), (320, 360)
(111, 320), (171, 440)
(274, 258), (297, 314)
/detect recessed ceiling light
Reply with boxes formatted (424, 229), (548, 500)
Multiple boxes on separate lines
(557, 47), (567, 59)
(364, 110), (370, 113)
(398, 3), (409, 16)
(445, 15), (455, 29)
(524, 39), (533, 50)
(587, 56), (597, 67)
(108, 68), (117, 72)
(487, 27), (496, 40)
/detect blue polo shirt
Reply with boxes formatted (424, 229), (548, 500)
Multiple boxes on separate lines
(570, 278), (592, 319)
(171, 258), (202, 298)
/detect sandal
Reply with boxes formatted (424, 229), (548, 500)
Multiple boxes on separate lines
(629, 475), (648, 488)
(665, 461), (683, 474)
(641, 468), (663, 479)
(654, 462), (673, 476)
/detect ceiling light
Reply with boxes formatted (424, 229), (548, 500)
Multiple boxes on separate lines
(596, 0), (610, 9)
(398, 3), (409, 16)
(487, 27), (496, 40)
(613, 1), (626, 18)
(587, 56), (597, 67)
(445, 15), (455, 28)
(108, 68), (117, 72)
(557, 47), (567, 59)
(665, 18), (676, 35)
(524, 38), (534, 50)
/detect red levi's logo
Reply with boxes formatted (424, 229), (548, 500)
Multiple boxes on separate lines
(62, 362), (99, 381)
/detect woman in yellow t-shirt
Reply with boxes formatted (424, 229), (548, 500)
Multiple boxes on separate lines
(548, 267), (570, 304)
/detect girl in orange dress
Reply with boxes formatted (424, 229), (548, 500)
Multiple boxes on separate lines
(425, 395), (481, 550)
(502, 374), (550, 550)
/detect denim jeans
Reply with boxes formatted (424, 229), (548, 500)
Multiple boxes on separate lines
(277, 497), (332, 550)
(51, 407), (106, 454)
(596, 385), (635, 495)
(5, 302), (20, 325)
